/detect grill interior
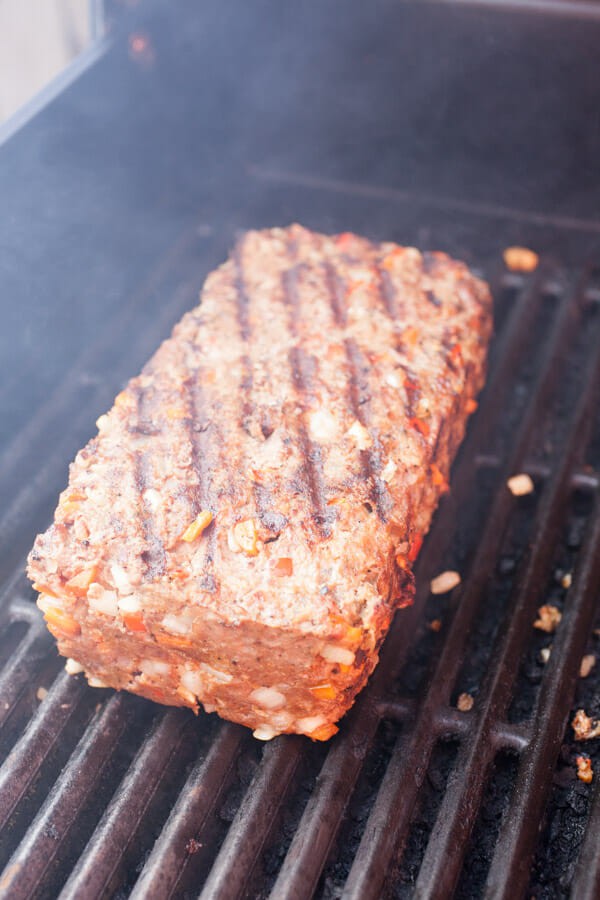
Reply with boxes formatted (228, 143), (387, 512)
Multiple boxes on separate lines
(2, 1), (600, 898)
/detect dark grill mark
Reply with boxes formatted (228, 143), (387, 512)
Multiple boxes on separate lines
(182, 365), (218, 567)
(233, 237), (283, 529)
(426, 289), (442, 307)
(281, 262), (333, 538)
(324, 261), (391, 522)
(345, 337), (392, 521)
(233, 243), (254, 437)
(376, 259), (399, 319)
(130, 384), (166, 580)
(323, 261), (347, 327)
(133, 451), (166, 581)
(254, 483), (288, 535)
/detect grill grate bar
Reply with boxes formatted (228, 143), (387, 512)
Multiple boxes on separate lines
(269, 705), (380, 900)
(342, 276), (582, 900)
(199, 736), (304, 900)
(0, 671), (89, 832)
(130, 722), (247, 900)
(413, 280), (600, 899)
(0, 693), (131, 898)
(0, 620), (51, 730)
(376, 699), (530, 751)
(59, 708), (194, 900)
(485, 490), (600, 899)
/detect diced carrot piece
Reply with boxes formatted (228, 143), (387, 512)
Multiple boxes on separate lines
(43, 606), (80, 637)
(181, 510), (213, 542)
(123, 612), (147, 633)
(381, 247), (404, 270)
(65, 566), (97, 597)
(408, 534), (423, 562)
(32, 582), (59, 598)
(156, 632), (194, 651)
(272, 557), (293, 577)
(310, 684), (337, 700)
(409, 417), (430, 438)
(310, 723), (339, 741)
(466, 398), (478, 414)
(345, 625), (363, 644)
(402, 326), (420, 349)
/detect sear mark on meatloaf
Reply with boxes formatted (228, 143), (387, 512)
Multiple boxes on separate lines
(27, 224), (492, 741)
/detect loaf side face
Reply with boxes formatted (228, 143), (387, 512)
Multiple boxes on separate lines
(28, 225), (492, 739)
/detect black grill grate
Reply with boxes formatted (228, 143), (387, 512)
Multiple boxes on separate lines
(1, 237), (600, 899)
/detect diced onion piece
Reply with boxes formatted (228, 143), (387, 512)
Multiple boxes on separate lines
(65, 658), (84, 675)
(87, 676), (109, 688)
(228, 519), (258, 556)
(88, 584), (119, 616)
(252, 724), (278, 741)
(580, 655), (596, 678)
(430, 571), (461, 595)
(140, 659), (171, 676)
(507, 473), (535, 497)
(110, 564), (133, 593)
(250, 687), (286, 709)
(381, 459), (397, 483)
(296, 715), (327, 735)
(346, 419), (372, 450)
(503, 246), (539, 273)
(384, 371), (402, 388)
(320, 644), (355, 666)
(308, 408), (339, 443)
(161, 613), (194, 635)
(198, 663), (233, 683)
(181, 669), (205, 696)
(143, 488), (161, 511)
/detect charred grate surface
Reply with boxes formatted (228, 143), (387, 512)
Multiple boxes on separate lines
(2, 233), (600, 900)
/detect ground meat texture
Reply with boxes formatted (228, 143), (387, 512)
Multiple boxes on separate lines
(27, 224), (492, 740)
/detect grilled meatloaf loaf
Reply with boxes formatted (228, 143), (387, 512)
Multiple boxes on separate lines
(28, 225), (492, 740)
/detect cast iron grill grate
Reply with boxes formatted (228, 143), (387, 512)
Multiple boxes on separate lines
(1, 234), (600, 900)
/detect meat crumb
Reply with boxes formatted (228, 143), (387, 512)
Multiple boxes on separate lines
(561, 572), (572, 589)
(507, 473), (535, 497)
(186, 837), (202, 854)
(428, 619), (442, 632)
(572, 708), (600, 741)
(457, 692), (474, 712)
(580, 654), (596, 679)
(503, 246), (539, 273)
(576, 755), (593, 784)
(36, 687), (48, 701)
(430, 570), (461, 595)
(534, 605), (562, 633)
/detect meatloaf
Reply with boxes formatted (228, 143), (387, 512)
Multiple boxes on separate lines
(28, 224), (492, 740)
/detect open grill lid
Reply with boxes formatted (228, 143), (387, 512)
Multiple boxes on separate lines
(1, 1), (600, 898)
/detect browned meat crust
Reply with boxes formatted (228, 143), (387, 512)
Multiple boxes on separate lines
(27, 225), (492, 740)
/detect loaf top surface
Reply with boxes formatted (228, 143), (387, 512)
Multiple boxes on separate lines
(28, 225), (492, 635)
